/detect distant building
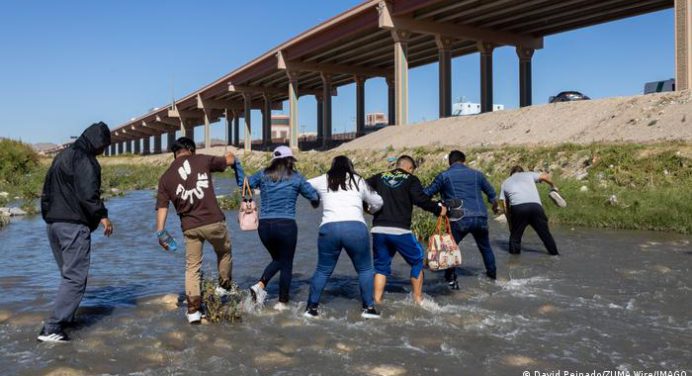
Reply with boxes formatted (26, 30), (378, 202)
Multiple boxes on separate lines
(452, 102), (504, 116)
(271, 115), (290, 140)
(366, 112), (387, 128)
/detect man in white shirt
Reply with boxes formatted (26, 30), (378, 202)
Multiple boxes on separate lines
(499, 166), (559, 256)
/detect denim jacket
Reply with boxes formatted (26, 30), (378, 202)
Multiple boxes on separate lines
(234, 160), (319, 220)
(423, 163), (497, 218)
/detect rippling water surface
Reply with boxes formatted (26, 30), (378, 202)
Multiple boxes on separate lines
(0, 178), (690, 375)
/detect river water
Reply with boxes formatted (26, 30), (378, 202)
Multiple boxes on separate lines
(0, 178), (690, 375)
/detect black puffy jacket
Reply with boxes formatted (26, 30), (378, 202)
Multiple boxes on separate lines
(41, 122), (111, 231)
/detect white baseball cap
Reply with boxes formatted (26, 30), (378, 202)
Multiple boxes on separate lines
(271, 145), (295, 161)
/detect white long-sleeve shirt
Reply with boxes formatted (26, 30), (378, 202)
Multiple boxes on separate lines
(308, 174), (383, 226)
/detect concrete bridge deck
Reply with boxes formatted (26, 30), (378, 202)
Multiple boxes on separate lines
(103, 0), (688, 157)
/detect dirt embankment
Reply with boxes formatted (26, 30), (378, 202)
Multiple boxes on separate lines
(338, 91), (692, 151)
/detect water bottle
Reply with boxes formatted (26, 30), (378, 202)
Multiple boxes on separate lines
(156, 229), (177, 251)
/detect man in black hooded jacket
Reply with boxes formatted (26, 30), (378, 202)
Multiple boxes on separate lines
(38, 122), (113, 343)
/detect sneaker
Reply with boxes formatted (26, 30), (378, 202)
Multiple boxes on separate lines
(37, 328), (70, 343)
(303, 307), (319, 318)
(448, 280), (460, 290)
(361, 307), (381, 319)
(186, 311), (202, 324)
(273, 302), (289, 311)
(214, 286), (231, 297)
(250, 283), (267, 306)
(486, 271), (497, 280)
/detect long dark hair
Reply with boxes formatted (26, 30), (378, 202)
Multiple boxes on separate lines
(327, 155), (359, 192)
(264, 157), (296, 181)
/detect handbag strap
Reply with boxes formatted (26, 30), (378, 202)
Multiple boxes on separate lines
(242, 177), (253, 199)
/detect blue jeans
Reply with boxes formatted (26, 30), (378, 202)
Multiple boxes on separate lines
(307, 221), (374, 308)
(448, 216), (496, 279)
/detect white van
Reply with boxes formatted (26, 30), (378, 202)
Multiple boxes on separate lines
(644, 79), (675, 94)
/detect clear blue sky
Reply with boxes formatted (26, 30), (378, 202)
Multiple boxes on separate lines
(0, 1), (675, 144)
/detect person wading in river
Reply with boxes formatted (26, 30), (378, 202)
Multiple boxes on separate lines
(304, 156), (383, 319)
(424, 150), (500, 289)
(234, 146), (320, 310)
(367, 155), (446, 305)
(499, 166), (560, 256)
(39, 122), (113, 343)
(155, 137), (238, 324)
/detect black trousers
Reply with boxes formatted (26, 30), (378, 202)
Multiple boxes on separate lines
(258, 219), (298, 303)
(508, 203), (558, 255)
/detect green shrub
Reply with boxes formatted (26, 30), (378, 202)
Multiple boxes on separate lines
(0, 139), (39, 185)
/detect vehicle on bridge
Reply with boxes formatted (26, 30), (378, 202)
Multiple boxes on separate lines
(549, 91), (591, 103)
(644, 79), (675, 94)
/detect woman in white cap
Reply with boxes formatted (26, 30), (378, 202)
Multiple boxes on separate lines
(235, 146), (320, 310)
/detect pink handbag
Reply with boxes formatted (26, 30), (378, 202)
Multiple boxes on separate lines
(238, 178), (259, 231)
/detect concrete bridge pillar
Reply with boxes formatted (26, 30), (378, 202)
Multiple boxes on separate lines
(287, 71), (299, 149)
(167, 132), (176, 152)
(676, 0), (691, 91)
(243, 93), (252, 152)
(263, 95), (272, 147)
(436, 36), (453, 118)
(133, 139), (141, 154)
(392, 30), (410, 125)
(184, 127), (195, 143)
(478, 42), (495, 113)
(118, 142), (124, 155)
(386, 77), (395, 125)
(233, 112), (240, 147)
(321, 73), (333, 148)
(153, 134), (162, 154)
(203, 110), (211, 150)
(316, 93), (324, 142)
(355, 76), (366, 136)
(517, 46), (535, 107)
(225, 110), (233, 146)
(142, 137), (150, 155)
(125, 140), (132, 154)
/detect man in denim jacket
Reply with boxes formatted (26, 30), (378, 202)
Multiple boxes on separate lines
(424, 150), (499, 287)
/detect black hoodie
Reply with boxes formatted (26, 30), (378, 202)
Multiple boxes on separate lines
(41, 122), (111, 231)
(367, 169), (442, 230)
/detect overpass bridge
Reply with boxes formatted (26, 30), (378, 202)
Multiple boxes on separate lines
(105, 0), (688, 156)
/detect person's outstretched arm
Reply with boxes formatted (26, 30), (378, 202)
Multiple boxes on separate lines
(480, 173), (499, 214)
(410, 176), (445, 216)
(538, 173), (557, 189)
(359, 178), (383, 213)
(423, 173), (444, 197)
(299, 174), (320, 208)
(155, 180), (170, 249)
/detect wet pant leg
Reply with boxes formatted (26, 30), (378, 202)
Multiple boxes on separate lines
(45, 223), (91, 333)
(183, 226), (204, 313)
(307, 223), (343, 307)
(469, 218), (496, 277)
(258, 219), (298, 303)
(340, 222), (374, 308)
(508, 204), (532, 254)
(528, 205), (559, 255)
(205, 222), (233, 289)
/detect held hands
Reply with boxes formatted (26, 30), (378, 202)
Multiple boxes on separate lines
(491, 201), (501, 215)
(101, 218), (113, 237)
(439, 204), (448, 217)
(225, 151), (236, 166)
